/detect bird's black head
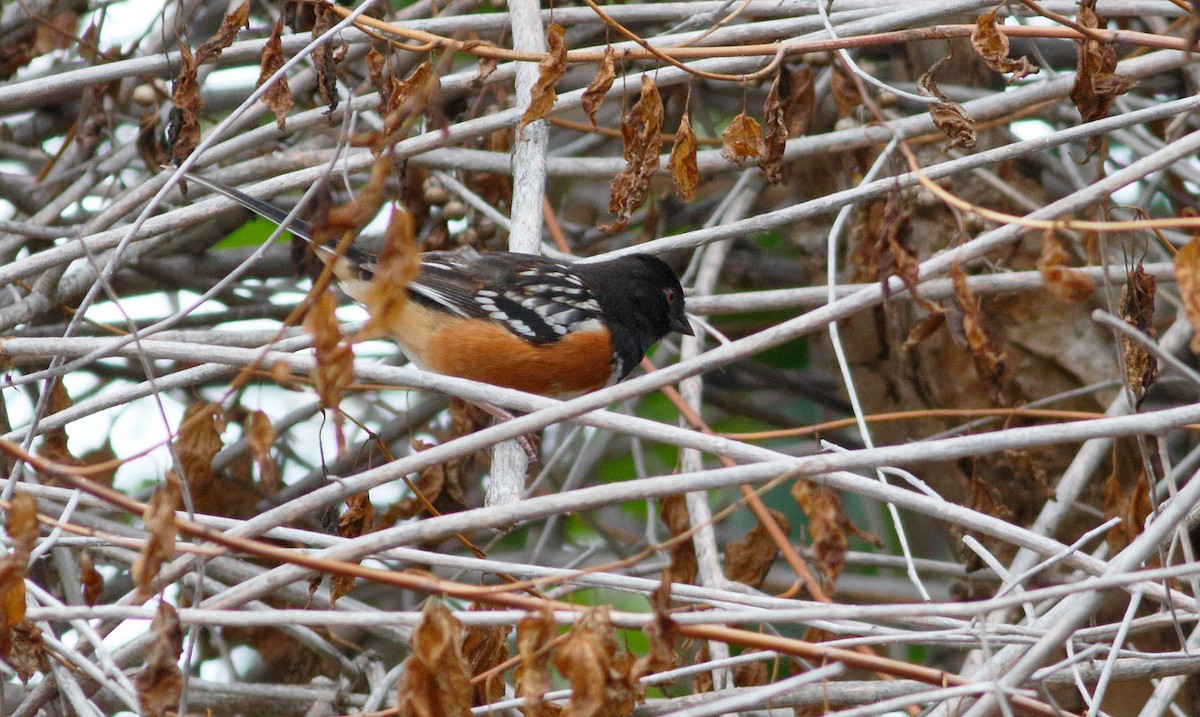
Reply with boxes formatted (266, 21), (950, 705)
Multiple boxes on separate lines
(580, 253), (692, 378)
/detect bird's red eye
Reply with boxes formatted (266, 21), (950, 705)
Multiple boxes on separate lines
(665, 288), (676, 304)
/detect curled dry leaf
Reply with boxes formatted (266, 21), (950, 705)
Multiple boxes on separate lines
(632, 574), (677, 681)
(462, 603), (512, 706)
(315, 154), (391, 245)
(1174, 238), (1200, 354)
(379, 61), (441, 144)
(733, 651), (768, 687)
(582, 46), (616, 127)
(1103, 469), (1151, 552)
(929, 101), (977, 150)
(1071, 0), (1136, 159)
(329, 493), (375, 604)
(136, 600), (183, 717)
(918, 57), (977, 150)
(311, 5), (339, 113)
(35, 379), (77, 467)
(258, 15), (293, 130)
(194, 1), (248, 65)
(362, 208), (420, 341)
(668, 108), (699, 201)
(724, 509), (791, 588)
(136, 112), (166, 173)
(783, 63), (816, 137)
(1119, 261), (1158, 403)
(952, 263), (1009, 404)
(175, 401), (224, 492)
(0, 492), (37, 654)
(167, 42), (202, 164)
(245, 410), (279, 493)
(6, 622), (47, 683)
(605, 75), (664, 231)
(131, 473), (181, 596)
(397, 600), (472, 717)
(0, 11), (78, 80)
(659, 494), (697, 585)
(463, 40), (500, 86)
(720, 112), (763, 164)
(515, 608), (556, 717)
(830, 64), (861, 119)
(552, 608), (637, 717)
(1036, 231), (1094, 301)
(520, 23), (567, 130)
(971, 7), (1039, 81)
(168, 2), (247, 162)
(80, 550), (103, 606)
(790, 481), (849, 588)
(761, 72), (789, 183)
(902, 313), (947, 352)
(306, 291), (354, 453)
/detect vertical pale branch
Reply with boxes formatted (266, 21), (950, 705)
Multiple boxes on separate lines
(487, 0), (550, 509)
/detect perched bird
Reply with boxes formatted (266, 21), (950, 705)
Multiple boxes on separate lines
(185, 174), (692, 396)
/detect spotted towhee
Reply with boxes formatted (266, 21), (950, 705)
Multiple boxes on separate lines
(185, 174), (693, 396)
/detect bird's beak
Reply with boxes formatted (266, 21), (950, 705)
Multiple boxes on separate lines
(672, 313), (695, 336)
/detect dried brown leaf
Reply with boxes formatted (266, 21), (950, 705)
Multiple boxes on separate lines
(330, 493), (375, 604)
(929, 101), (977, 150)
(258, 14), (293, 130)
(902, 313), (947, 351)
(397, 601), (472, 717)
(720, 112), (763, 164)
(919, 57), (976, 150)
(830, 65), (861, 118)
(1036, 231), (1094, 301)
(732, 651), (768, 687)
(605, 75), (664, 230)
(553, 608), (637, 717)
(632, 574), (677, 681)
(790, 482), (848, 588)
(195, 1), (248, 65)
(761, 72), (788, 183)
(137, 112), (166, 173)
(1104, 471), (1151, 552)
(1175, 238), (1200, 354)
(463, 40), (500, 86)
(725, 509), (790, 588)
(668, 109), (699, 201)
(379, 61), (441, 144)
(1119, 261), (1158, 402)
(362, 208), (420, 340)
(312, 6), (339, 113)
(1070, 0), (1136, 159)
(463, 603), (512, 706)
(783, 63), (816, 137)
(136, 600), (183, 717)
(520, 23), (567, 130)
(971, 7), (1039, 80)
(80, 550), (103, 606)
(875, 195), (940, 314)
(516, 608), (557, 717)
(175, 401), (224, 492)
(131, 474), (181, 596)
(952, 263), (1009, 404)
(582, 46), (616, 127)
(245, 410), (279, 493)
(36, 379), (77, 467)
(6, 621), (46, 682)
(306, 291), (354, 453)
(0, 493), (37, 641)
(168, 42), (202, 164)
(659, 495), (697, 585)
